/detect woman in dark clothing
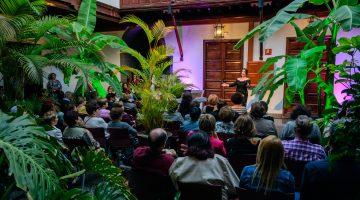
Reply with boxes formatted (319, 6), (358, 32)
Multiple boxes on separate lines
(222, 69), (250, 106)
(178, 91), (193, 117)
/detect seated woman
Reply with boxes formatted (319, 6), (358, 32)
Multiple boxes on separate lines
(239, 135), (295, 194)
(211, 99), (228, 121)
(203, 94), (219, 114)
(216, 106), (235, 134)
(226, 114), (259, 157)
(231, 93), (247, 115)
(169, 132), (239, 200)
(198, 114), (226, 156)
(180, 106), (201, 133)
(250, 102), (277, 138)
(98, 98), (111, 120)
(63, 110), (100, 148)
(43, 111), (63, 143)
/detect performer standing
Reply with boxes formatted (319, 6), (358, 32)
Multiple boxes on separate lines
(222, 69), (250, 106)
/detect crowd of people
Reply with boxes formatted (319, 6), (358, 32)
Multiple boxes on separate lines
(39, 76), (359, 200)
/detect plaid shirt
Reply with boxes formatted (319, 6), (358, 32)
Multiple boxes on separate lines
(282, 138), (326, 162)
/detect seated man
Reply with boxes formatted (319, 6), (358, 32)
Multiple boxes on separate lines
(84, 102), (108, 137)
(132, 128), (176, 200)
(282, 115), (326, 162)
(108, 107), (138, 146)
(180, 106), (201, 133)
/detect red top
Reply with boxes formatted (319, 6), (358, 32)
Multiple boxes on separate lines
(133, 146), (175, 176)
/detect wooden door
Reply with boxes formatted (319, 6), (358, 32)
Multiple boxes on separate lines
(203, 40), (243, 103)
(283, 37), (329, 117)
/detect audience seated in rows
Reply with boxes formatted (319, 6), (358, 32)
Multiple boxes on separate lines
(198, 114), (227, 156)
(44, 111), (63, 143)
(133, 128), (176, 176)
(163, 99), (184, 124)
(180, 106), (201, 133)
(259, 101), (274, 122)
(239, 135), (295, 194)
(301, 123), (360, 200)
(84, 103), (108, 137)
(63, 110), (99, 148)
(169, 132), (239, 200)
(250, 102), (277, 138)
(215, 106), (235, 134)
(280, 105), (321, 144)
(211, 99), (228, 121)
(225, 114), (259, 158)
(282, 115), (326, 162)
(231, 92), (247, 115)
(108, 107), (139, 146)
(203, 94), (219, 114)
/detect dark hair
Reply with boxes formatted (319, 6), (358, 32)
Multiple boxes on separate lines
(231, 92), (244, 105)
(186, 132), (214, 160)
(98, 99), (108, 108)
(110, 107), (124, 120)
(148, 128), (168, 153)
(250, 102), (265, 119)
(62, 103), (76, 112)
(86, 103), (99, 115)
(218, 106), (234, 123)
(179, 91), (193, 116)
(199, 114), (216, 133)
(259, 101), (268, 113)
(234, 114), (256, 137)
(242, 68), (248, 75)
(189, 106), (201, 121)
(106, 93), (116, 101)
(40, 101), (55, 116)
(295, 115), (312, 138)
(43, 111), (57, 125)
(77, 97), (86, 105)
(88, 91), (98, 100)
(64, 110), (79, 126)
(48, 73), (56, 80)
(217, 99), (228, 111)
(290, 104), (311, 120)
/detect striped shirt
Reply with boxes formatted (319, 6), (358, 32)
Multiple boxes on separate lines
(282, 138), (326, 162)
(231, 105), (247, 115)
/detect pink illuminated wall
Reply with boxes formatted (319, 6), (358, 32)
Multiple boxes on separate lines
(334, 28), (360, 104)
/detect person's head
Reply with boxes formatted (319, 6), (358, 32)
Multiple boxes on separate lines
(168, 99), (179, 113)
(48, 73), (56, 80)
(107, 86), (114, 94)
(231, 92), (244, 105)
(189, 106), (201, 121)
(86, 103), (100, 116)
(290, 104), (311, 120)
(255, 135), (285, 193)
(77, 97), (86, 106)
(40, 101), (56, 116)
(64, 110), (80, 127)
(106, 93), (116, 102)
(295, 115), (312, 140)
(241, 69), (248, 78)
(186, 132), (214, 160)
(110, 107), (124, 121)
(218, 106), (234, 123)
(64, 91), (73, 100)
(43, 111), (58, 126)
(113, 101), (124, 108)
(207, 94), (219, 106)
(216, 99), (228, 111)
(148, 128), (168, 153)
(62, 103), (76, 112)
(181, 91), (193, 105)
(98, 99), (108, 109)
(250, 102), (265, 119)
(234, 114), (256, 137)
(88, 90), (98, 101)
(259, 101), (268, 114)
(122, 93), (131, 102)
(199, 114), (216, 134)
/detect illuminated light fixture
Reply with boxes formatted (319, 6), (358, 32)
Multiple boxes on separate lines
(214, 22), (224, 39)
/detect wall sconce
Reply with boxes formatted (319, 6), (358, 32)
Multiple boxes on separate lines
(214, 23), (224, 39)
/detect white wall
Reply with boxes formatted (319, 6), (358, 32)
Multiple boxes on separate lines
(98, 0), (120, 8)
(165, 19), (310, 114)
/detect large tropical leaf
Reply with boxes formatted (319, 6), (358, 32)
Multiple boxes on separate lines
(0, 111), (61, 199)
(77, 0), (97, 34)
(285, 57), (308, 92)
(329, 5), (360, 31)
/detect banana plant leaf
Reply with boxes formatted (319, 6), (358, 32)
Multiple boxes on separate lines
(77, 0), (97, 34)
(329, 5), (360, 31)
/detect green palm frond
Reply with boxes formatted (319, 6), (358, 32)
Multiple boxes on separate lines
(151, 20), (173, 46)
(0, 17), (16, 46)
(0, 111), (61, 199)
(120, 45), (148, 69)
(0, 0), (46, 16)
(120, 15), (154, 44)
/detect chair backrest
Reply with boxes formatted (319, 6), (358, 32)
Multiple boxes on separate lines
(229, 154), (257, 176)
(237, 187), (294, 200)
(177, 182), (223, 200)
(63, 137), (89, 151)
(86, 127), (106, 148)
(284, 159), (308, 189)
(129, 168), (176, 200)
(108, 128), (131, 150)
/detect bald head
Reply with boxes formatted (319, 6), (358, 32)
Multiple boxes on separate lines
(149, 128), (167, 152)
